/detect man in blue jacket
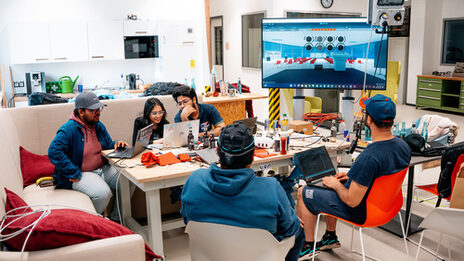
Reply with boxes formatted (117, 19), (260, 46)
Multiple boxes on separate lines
(48, 92), (128, 214)
(181, 123), (304, 261)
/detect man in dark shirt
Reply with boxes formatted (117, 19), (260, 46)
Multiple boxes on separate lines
(172, 85), (225, 136)
(297, 94), (411, 259)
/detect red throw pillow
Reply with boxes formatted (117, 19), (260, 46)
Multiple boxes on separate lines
(3, 188), (160, 261)
(19, 146), (55, 187)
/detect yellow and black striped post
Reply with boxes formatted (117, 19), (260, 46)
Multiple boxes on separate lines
(205, 85), (211, 93)
(269, 88), (280, 122)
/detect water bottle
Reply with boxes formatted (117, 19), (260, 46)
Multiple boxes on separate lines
(340, 120), (347, 141)
(211, 69), (217, 92)
(191, 78), (196, 91)
(400, 121), (406, 139)
(393, 123), (400, 137)
(120, 74), (126, 89)
(184, 78), (189, 86)
(421, 122), (428, 141)
(410, 122), (417, 135)
(237, 77), (242, 94)
(281, 114), (289, 131)
(447, 127), (455, 145)
(330, 120), (337, 143)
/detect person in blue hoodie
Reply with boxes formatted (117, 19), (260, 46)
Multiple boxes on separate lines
(181, 122), (304, 261)
(48, 92), (128, 215)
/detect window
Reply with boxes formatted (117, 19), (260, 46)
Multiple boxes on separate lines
(442, 18), (464, 64)
(242, 12), (264, 68)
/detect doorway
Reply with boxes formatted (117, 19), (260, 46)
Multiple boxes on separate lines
(210, 16), (224, 81)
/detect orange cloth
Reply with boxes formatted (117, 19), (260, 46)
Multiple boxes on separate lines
(158, 152), (181, 166)
(141, 152), (158, 167)
(178, 153), (191, 162)
(254, 149), (277, 158)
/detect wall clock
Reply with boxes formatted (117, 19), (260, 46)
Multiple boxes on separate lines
(321, 0), (333, 9)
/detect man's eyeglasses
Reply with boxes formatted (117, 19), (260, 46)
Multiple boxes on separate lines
(150, 111), (165, 116)
(87, 107), (103, 114)
(177, 99), (191, 107)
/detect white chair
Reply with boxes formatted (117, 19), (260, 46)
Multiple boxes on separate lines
(415, 207), (464, 261)
(185, 221), (295, 261)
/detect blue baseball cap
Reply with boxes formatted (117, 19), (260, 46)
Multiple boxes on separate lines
(364, 94), (396, 123)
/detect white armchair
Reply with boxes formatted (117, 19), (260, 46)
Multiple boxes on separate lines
(185, 221), (295, 261)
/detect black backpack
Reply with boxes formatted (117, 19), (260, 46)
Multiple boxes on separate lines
(143, 82), (182, 96)
(28, 92), (69, 106)
(435, 142), (464, 206)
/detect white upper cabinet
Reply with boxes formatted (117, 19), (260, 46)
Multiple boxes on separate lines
(49, 22), (88, 62)
(123, 21), (157, 36)
(87, 21), (124, 61)
(8, 23), (51, 64)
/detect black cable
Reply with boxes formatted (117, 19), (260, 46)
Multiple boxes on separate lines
(368, 31), (385, 98)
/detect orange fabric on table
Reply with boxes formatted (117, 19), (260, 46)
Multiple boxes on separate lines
(141, 152), (158, 167)
(254, 148), (277, 158)
(158, 152), (181, 166)
(178, 153), (191, 162)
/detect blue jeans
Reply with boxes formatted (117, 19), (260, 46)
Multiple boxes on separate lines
(72, 164), (119, 214)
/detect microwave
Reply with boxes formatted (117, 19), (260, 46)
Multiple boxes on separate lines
(124, 35), (159, 59)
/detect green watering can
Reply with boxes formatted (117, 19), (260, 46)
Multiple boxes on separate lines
(58, 75), (79, 93)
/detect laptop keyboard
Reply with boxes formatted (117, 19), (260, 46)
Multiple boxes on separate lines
(112, 147), (134, 158)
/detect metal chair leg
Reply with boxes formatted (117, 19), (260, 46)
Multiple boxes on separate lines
(359, 227), (366, 261)
(447, 236), (451, 260)
(415, 229), (425, 261)
(398, 211), (409, 255)
(435, 232), (442, 261)
(312, 214), (321, 261)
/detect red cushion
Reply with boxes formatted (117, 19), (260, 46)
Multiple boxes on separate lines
(19, 146), (55, 186)
(4, 188), (160, 260)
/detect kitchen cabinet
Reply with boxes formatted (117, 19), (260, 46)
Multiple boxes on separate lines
(87, 21), (124, 61)
(49, 22), (88, 62)
(123, 21), (157, 36)
(8, 23), (51, 64)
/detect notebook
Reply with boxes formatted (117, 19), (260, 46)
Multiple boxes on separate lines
(294, 146), (337, 186)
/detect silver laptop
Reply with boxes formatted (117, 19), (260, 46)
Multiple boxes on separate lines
(107, 124), (152, 159)
(163, 120), (200, 148)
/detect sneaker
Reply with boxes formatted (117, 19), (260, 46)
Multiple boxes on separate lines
(298, 242), (319, 260)
(316, 233), (341, 251)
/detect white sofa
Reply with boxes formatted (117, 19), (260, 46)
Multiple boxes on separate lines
(0, 95), (178, 260)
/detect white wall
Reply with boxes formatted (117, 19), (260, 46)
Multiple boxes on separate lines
(406, 0), (464, 105)
(0, 0), (209, 105)
(211, 0), (367, 122)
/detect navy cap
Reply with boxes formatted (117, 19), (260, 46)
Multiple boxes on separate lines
(75, 92), (106, 110)
(364, 94), (396, 123)
(218, 123), (255, 154)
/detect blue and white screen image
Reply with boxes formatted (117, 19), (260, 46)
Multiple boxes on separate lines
(262, 18), (388, 90)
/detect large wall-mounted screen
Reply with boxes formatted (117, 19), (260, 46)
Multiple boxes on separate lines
(262, 18), (388, 90)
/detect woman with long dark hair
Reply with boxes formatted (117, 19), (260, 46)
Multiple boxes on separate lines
(132, 98), (169, 145)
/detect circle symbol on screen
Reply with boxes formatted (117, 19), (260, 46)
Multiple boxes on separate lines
(327, 44), (334, 51)
(317, 36), (323, 42)
(337, 44), (344, 51)
(338, 36), (345, 42)
(306, 36), (312, 42)
(305, 44), (312, 51)
(316, 44), (324, 51)
(327, 36), (334, 42)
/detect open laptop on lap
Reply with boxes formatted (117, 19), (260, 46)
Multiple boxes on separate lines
(107, 124), (152, 159)
(294, 146), (337, 189)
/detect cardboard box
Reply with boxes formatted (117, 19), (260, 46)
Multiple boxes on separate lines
(131, 187), (182, 219)
(450, 162), (464, 209)
(289, 120), (313, 135)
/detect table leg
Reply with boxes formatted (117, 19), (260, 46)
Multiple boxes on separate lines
(119, 175), (132, 226)
(146, 189), (164, 257)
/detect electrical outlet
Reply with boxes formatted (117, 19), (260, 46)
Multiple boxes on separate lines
(14, 82), (19, 87)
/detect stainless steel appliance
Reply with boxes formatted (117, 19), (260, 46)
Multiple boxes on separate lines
(25, 72), (46, 95)
(127, 73), (137, 90)
(124, 35), (159, 59)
